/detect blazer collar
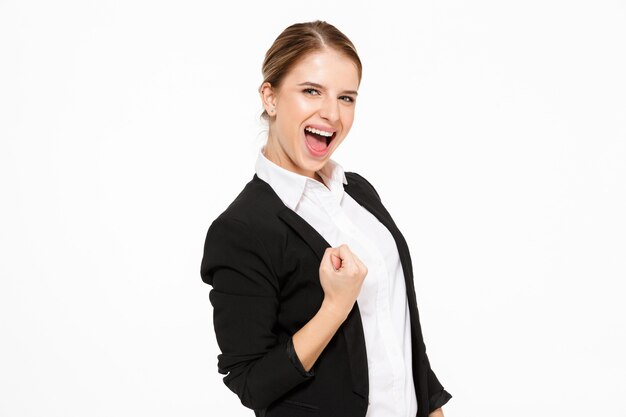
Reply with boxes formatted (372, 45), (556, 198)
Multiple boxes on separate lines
(277, 207), (329, 261)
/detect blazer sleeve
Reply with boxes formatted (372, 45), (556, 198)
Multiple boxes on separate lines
(200, 217), (313, 410)
(425, 354), (453, 411)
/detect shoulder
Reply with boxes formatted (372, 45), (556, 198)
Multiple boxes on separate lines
(203, 175), (288, 257)
(345, 171), (382, 201)
(214, 175), (285, 226)
(201, 175), (284, 286)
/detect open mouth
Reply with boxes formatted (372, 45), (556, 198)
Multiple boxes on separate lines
(304, 126), (336, 155)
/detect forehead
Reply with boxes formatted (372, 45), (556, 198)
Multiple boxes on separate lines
(283, 49), (360, 89)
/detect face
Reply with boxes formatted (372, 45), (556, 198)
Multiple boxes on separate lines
(261, 48), (360, 180)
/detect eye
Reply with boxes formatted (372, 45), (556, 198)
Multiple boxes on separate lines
(303, 88), (321, 96)
(339, 96), (355, 103)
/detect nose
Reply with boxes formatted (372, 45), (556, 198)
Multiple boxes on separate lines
(319, 96), (339, 123)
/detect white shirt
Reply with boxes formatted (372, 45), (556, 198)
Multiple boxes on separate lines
(255, 150), (418, 417)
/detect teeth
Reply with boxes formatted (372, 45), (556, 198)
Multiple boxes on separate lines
(305, 127), (333, 137)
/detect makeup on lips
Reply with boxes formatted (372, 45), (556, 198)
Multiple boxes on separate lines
(304, 125), (336, 157)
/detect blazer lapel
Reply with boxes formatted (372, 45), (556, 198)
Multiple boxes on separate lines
(344, 177), (417, 298)
(344, 176), (429, 413)
(277, 206), (369, 400)
(344, 181), (404, 258)
(277, 208), (328, 261)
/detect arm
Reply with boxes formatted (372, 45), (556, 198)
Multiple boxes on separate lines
(429, 408), (445, 417)
(202, 218), (308, 410)
(292, 245), (367, 371)
(201, 219), (366, 409)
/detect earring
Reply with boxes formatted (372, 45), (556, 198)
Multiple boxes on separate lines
(270, 107), (275, 113)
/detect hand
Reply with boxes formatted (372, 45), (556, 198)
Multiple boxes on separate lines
(319, 244), (368, 319)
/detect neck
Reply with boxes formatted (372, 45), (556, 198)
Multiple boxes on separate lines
(263, 138), (319, 181)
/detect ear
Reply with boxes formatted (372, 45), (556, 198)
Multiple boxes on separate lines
(259, 82), (277, 116)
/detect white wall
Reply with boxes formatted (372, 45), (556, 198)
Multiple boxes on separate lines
(1, 1), (625, 416)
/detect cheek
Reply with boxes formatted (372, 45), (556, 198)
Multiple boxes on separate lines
(341, 108), (356, 130)
(276, 102), (301, 130)
(288, 95), (317, 118)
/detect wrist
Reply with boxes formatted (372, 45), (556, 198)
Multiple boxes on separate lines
(320, 298), (352, 324)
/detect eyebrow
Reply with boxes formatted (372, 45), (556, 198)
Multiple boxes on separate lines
(298, 82), (358, 96)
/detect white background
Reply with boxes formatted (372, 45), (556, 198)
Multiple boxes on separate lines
(1, 0), (625, 416)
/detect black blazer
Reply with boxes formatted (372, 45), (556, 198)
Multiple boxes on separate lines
(201, 172), (451, 417)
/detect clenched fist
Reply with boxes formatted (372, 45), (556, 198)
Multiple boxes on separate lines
(319, 244), (368, 319)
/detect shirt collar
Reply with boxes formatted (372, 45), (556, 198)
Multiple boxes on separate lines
(255, 148), (348, 211)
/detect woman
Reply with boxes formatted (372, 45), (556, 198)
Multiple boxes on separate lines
(201, 21), (452, 417)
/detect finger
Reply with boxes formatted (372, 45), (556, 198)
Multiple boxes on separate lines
(331, 253), (342, 271)
(320, 247), (334, 270)
(351, 252), (368, 274)
(337, 244), (356, 266)
(321, 247), (342, 273)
